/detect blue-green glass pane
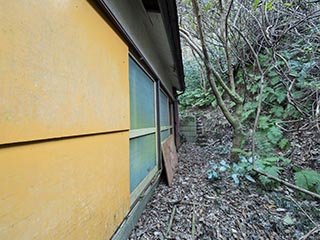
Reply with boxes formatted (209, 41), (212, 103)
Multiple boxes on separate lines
(130, 134), (156, 192)
(161, 130), (170, 142)
(129, 58), (155, 129)
(160, 91), (169, 127)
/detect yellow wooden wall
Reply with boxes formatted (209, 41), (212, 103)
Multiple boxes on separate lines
(0, 1), (130, 239)
(0, 1), (129, 144)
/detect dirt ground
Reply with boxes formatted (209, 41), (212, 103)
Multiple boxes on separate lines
(129, 111), (320, 240)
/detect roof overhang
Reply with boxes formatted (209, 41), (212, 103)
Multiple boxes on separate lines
(157, 0), (185, 92)
(96, 0), (185, 94)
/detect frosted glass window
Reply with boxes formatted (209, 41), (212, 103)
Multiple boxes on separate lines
(160, 91), (169, 127)
(130, 134), (156, 192)
(129, 58), (155, 129)
(129, 57), (157, 194)
(161, 129), (170, 142)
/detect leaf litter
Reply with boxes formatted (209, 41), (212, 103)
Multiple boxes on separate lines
(129, 111), (320, 240)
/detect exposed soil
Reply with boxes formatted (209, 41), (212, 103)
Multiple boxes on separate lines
(129, 110), (320, 240)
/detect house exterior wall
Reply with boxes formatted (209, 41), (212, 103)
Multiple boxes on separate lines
(102, 0), (177, 98)
(0, 1), (130, 239)
(0, 133), (129, 239)
(0, 1), (129, 144)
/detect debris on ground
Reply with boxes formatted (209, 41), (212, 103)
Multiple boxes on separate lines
(129, 110), (320, 240)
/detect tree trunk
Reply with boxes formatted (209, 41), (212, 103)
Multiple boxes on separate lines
(230, 102), (244, 162)
(230, 126), (244, 162)
(189, 0), (244, 163)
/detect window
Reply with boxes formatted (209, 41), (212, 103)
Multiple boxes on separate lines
(129, 57), (158, 204)
(159, 90), (172, 142)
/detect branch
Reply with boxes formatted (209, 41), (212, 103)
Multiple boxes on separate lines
(180, 25), (243, 105)
(232, 24), (265, 168)
(191, 0), (241, 130)
(254, 168), (320, 201)
(223, 0), (236, 92)
(299, 225), (320, 240)
(165, 205), (177, 239)
(179, 28), (203, 57)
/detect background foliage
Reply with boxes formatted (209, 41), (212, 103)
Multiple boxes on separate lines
(178, 0), (320, 195)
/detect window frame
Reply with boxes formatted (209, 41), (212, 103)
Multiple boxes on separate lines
(129, 55), (159, 205)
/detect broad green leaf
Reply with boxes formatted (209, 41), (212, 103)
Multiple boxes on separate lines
(283, 213), (295, 225)
(245, 175), (256, 183)
(231, 174), (240, 185)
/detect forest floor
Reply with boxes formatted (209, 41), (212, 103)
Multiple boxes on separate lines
(129, 109), (320, 240)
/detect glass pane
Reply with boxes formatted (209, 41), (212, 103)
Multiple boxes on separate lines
(160, 91), (169, 127)
(161, 129), (170, 142)
(129, 58), (155, 129)
(130, 134), (156, 192)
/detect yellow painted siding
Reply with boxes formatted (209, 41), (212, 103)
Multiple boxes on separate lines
(0, 132), (130, 240)
(0, 1), (131, 239)
(0, 1), (129, 144)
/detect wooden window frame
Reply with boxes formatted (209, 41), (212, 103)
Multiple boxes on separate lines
(129, 55), (159, 206)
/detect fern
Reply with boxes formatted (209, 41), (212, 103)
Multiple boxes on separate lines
(256, 157), (287, 188)
(270, 106), (284, 117)
(264, 166), (282, 178)
(267, 126), (283, 144)
(294, 170), (320, 194)
(258, 165), (282, 188)
(278, 138), (290, 150)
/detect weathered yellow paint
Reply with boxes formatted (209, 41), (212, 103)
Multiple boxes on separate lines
(0, 1), (129, 144)
(0, 132), (130, 239)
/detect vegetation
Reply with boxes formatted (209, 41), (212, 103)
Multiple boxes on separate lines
(178, 0), (320, 198)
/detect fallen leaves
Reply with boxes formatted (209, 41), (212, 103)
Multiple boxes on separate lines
(129, 110), (319, 240)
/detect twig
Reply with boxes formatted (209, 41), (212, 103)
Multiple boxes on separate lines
(254, 169), (320, 201)
(288, 196), (316, 226)
(177, 200), (211, 208)
(232, 24), (266, 168)
(165, 205), (177, 239)
(299, 225), (320, 240)
(191, 203), (196, 239)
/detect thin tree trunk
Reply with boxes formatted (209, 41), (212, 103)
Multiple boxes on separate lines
(231, 102), (244, 162)
(190, 0), (243, 162)
(231, 126), (243, 161)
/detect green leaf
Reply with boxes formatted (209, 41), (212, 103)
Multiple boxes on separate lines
(231, 174), (240, 185)
(266, 1), (273, 11)
(264, 166), (281, 178)
(204, 2), (213, 11)
(242, 109), (256, 122)
(278, 138), (290, 150)
(267, 126), (283, 144)
(270, 76), (281, 86)
(207, 170), (220, 181)
(258, 116), (271, 130)
(317, 184), (320, 194)
(279, 157), (291, 166)
(283, 213), (295, 225)
(245, 175), (256, 183)
(259, 175), (271, 186)
(276, 92), (286, 104)
(260, 157), (279, 166)
(270, 106), (284, 117)
(294, 171), (309, 189)
(294, 169), (320, 193)
(219, 166), (227, 172)
(253, 0), (259, 10)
